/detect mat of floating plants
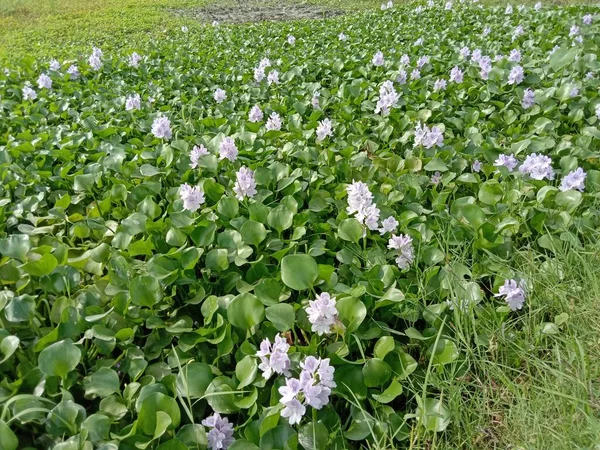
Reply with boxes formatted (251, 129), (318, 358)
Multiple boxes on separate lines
(0, 1), (599, 449)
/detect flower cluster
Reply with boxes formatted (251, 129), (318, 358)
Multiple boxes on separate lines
(219, 137), (238, 161)
(214, 88), (227, 103)
(49, 59), (60, 71)
(414, 122), (444, 148)
(253, 57), (271, 82)
(495, 279), (526, 311)
(494, 154), (518, 172)
(388, 234), (415, 270)
(379, 216), (399, 235)
(67, 65), (80, 80)
(179, 184), (205, 212)
(89, 47), (103, 71)
(151, 116), (172, 140)
(449, 66), (463, 83)
(305, 292), (338, 335)
(560, 167), (586, 192)
(522, 88), (535, 109)
(233, 166), (257, 200)
(346, 181), (380, 231)
(519, 153), (554, 180)
(257, 335), (291, 379)
(266, 112), (282, 131)
(22, 84), (36, 100)
(267, 70), (279, 85)
(128, 52), (142, 68)
(375, 80), (399, 115)
(316, 118), (333, 141)
(280, 357), (336, 425)
(190, 144), (209, 169)
(125, 93), (141, 111)
(249, 104), (263, 122)
(508, 65), (524, 85)
(37, 73), (52, 89)
(372, 51), (385, 67)
(202, 413), (235, 450)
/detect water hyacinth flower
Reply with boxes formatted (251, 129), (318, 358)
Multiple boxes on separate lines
(316, 118), (333, 141)
(505, 4), (513, 14)
(519, 153), (554, 180)
(414, 37), (424, 46)
(428, 0), (434, 6)
(522, 88), (535, 109)
(346, 181), (380, 231)
(125, 93), (141, 111)
(573, 35), (583, 45)
(219, 136), (238, 161)
(375, 80), (399, 115)
(88, 47), (103, 71)
(257, 335), (290, 379)
(400, 54), (410, 65)
(569, 25), (580, 37)
(396, 70), (407, 84)
(202, 413), (235, 450)
(450, 66), (463, 83)
(482, 26), (491, 37)
(305, 292), (338, 335)
(254, 66), (265, 82)
(267, 70), (279, 85)
(586, 72), (595, 80)
(560, 168), (586, 192)
(37, 73), (52, 89)
(338, 32), (347, 41)
(279, 357), (336, 425)
(212, 20), (219, 26)
(431, 171), (442, 184)
(190, 144), (209, 169)
(508, 65), (524, 85)
(445, 1), (453, 10)
(494, 154), (518, 172)
(518, 4), (525, 12)
(569, 87), (579, 98)
(415, 5), (423, 13)
(413, 121), (444, 148)
(434, 78), (447, 91)
(379, 216), (399, 235)
(181, 26), (188, 33)
(388, 234), (415, 270)
(512, 25), (524, 41)
(460, 46), (470, 59)
(287, 35), (296, 45)
(479, 56), (492, 80)
(311, 91), (321, 109)
(128, 52), (142, 68)
(495, 279), (526, 311)
(49, 59), (60, 71)
(214, 88), (227, 103)
(472, 160), (482, 172)
(67, 65), (80, 80)
(583, 14), (593, 25)
(179, 184), (205, 212)
(534, 2), (542, 11)
(265, 112), (282, 131)
(417, 55), (430, 68)
(372, 51), (385, 67)
(410, 68), (421, 80)
(471, 49), (482, 63)
(22, 84), (37, 100)
(234, 166), (257, 200)
(151, 116), (172, 140)
(508, 49), (522, 62)
(249, 104), (263, 122)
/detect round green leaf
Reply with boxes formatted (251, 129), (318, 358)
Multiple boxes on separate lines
(362, 358), (392, 387)
(265, 303), (295, 331)
(235, 355), (258, 389)
(267, 205), (294, 233)
(338, 218), (363, 243)
(227, 293), (265, 330)
(83, 367), (120, 397)
(241, 220), (268, 246)
(38, 339), (82, 378)
(281, 254), (319, 290)
(336, 296), (367, 333)
(299, 422), (329, 450)
(176, 363), (214, 399)
(130, 275), (163, 307)
(137, 392), (181, 436)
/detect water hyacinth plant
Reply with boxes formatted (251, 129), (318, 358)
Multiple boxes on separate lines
(0, 1), (600, 449)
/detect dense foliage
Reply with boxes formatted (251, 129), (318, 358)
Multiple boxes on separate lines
(1, 1), (600, 449)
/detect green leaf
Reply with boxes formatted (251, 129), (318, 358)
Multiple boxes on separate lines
(298, 422), (328, 450)
(81, 414), (111, 444)
(227, 293), (265, 330)
(205, 377), (239, 414)
(138, 393), (181, 436)
(23, 253), (58, 277)
(130, 275), (163, 307)
(417, 397), (451, 432)
(0, 234), (30, 261)
(362, 358), (392, 387)
(74, 173), (95, 192)
(176, 363), (214, 399)
(0, 419), (18, 450)
(372, 379), (403, 404)
(267, 205), (294, 233)
(373, 336), (394, 359)
(38, 339), (81, 378)
(206, 248), (230, 271)
(218, 197), (239, 219)
(265, 303), (295, 331)
(281, 254), (319, 290)
(236, 355), (258, 389)
(5, 295), (36, 322)
(549, 47), (578, 71)
(83, 367), (120, 397)
(241, 220), (268, 246)
(338, 218), (363, 243)
(336, 296), (367, 333)
(0, 335), (19, 363)
(478, 180), (503, 205)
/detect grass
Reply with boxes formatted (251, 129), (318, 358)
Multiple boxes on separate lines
(2, 0), (600, 448)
